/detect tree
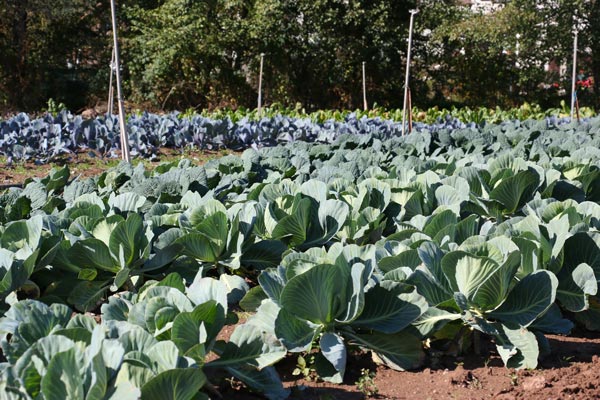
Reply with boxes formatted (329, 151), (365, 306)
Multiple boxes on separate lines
(0, 0), (597, 112)
(414, 0), (600, 109)
(590, 1), (600, 108)
(0, 0), (110, 112)
(246, 0), (415, 110)
(122, 0), (256, 110)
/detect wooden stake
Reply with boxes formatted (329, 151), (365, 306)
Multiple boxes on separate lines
(107, 48), (115, 116)
(362, 61), (368, 111)
(402, 9), (419, 136)
(110, 0), (131, 163)
(570, 30), (578, 120)
(258, 53), (265, 117)
(576, 94), (580, 123)
(408, 88), (413, 134)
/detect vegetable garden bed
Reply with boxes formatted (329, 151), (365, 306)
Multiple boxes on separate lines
(1, 116), (600, 399)
(0, 110), (590, 162)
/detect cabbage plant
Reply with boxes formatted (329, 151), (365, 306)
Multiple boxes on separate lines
(247, 244), (428, 382)
(0, 275), (289, 400)
(405, 238), (572, 369)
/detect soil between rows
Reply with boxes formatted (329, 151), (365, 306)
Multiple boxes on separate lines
(214, 327), (600, 400)
(0, 148), (237, 187)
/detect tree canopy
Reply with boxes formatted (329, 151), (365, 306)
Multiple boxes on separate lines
(0, 0), (597, 112)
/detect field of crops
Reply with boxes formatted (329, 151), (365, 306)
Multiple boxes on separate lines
(1, 105), (595, 162)
(1, 114), (600, 399)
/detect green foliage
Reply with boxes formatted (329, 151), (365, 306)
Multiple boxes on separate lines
(0, 275), (288, 399)
(2, 115), (600, 396)
(416, 0), (600, 109)
(3, 0), (598, 111)
(355, 368), (378, 398)
(292, 354), (316, 380)
(193, 103), (597, 125)
(43, 99), (68, 117)
(0, 0), (111, 111)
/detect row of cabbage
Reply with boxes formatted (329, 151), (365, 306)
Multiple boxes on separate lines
(1, 119), (600, 399)
(0, 109), (591, 162)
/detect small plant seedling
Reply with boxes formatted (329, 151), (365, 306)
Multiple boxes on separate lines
(509, 372), (519, 386)
(292, 355), (316, 381)
(559, 355), (576, 367)
(356, 368), (378, 398)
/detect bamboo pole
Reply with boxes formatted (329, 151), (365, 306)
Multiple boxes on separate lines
(107, 48), (115, 116)
(362, 61), (368, 111)
(257, 53), (265, 117)
(402, 9), (419, 136)
(570, 30), (578, 121)
(110, 0), (131, 163)
(408, 88), (413, 134)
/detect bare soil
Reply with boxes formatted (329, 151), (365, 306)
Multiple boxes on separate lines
(215, 328), (600, 400)
(0, 148), (237, 187)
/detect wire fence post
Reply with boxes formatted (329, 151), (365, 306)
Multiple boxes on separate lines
(257, 53), (265, 117)
(110, 0), (130, 163)
(402, 9), (419, 136)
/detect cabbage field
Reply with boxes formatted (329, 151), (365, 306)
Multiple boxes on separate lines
(1, 114), (600, 399)
(0, 110), (588, 162)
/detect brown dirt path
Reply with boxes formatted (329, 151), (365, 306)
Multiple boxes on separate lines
(216, 330), (600, 399)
